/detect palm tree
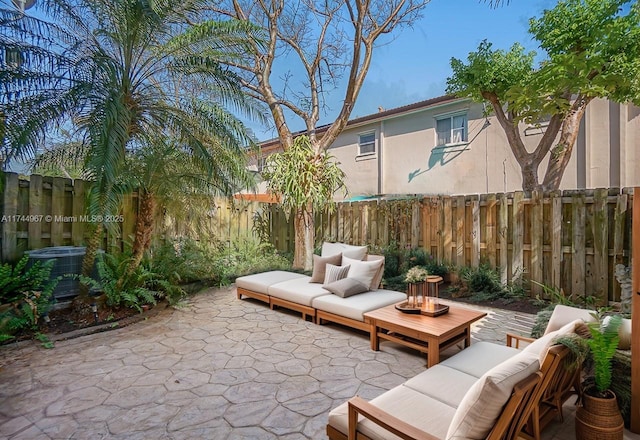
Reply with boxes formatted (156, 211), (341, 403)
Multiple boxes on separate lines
(2, 0), (262, 300)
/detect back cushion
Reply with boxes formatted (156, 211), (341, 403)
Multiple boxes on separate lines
(309, 253), (342, 283)
(321, 242), (368, 260)
(544, 305), (597, 335)
(446, 351), (540, 440)
(523, 319), (581, 365)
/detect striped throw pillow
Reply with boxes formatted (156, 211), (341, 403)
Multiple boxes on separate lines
(324, 264), (350, 284)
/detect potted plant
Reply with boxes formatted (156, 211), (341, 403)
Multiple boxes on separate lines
(405, 266), (429, 308)
(574, 312), (624, 440)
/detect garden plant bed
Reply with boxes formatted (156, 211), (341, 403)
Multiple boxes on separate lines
(440, 283), (544, 315)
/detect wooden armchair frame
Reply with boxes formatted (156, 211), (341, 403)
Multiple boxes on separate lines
(327, 345), (573, 440)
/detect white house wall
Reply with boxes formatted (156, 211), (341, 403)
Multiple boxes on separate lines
(328, 98), (639, 198)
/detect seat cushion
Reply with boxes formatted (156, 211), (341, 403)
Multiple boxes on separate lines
(404, 364), (478, 409)
(328, 385), (456, 440)
(312, 289), (407, 322)
(439, 341), (520, 378)
(446, 351), (539, 440)
(268, 277), (331, 306)
(235, 271), (308, 295)
(321, 242), (368, 260)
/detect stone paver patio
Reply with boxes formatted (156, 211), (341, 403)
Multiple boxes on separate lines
(0, 286), (637, 439)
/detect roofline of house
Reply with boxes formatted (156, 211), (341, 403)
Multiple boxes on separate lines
(258, 94), (469, 151)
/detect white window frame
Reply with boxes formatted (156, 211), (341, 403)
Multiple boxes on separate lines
(435, 112), (468, 146)
(358, 131), (376, 156)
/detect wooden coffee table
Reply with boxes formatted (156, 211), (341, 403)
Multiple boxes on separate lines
(363, 304), (487, 368)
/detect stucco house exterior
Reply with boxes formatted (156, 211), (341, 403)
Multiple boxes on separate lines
(256, 95), (640, 199)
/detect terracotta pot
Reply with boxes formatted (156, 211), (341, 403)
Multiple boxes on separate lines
(575, 389), (623, 440)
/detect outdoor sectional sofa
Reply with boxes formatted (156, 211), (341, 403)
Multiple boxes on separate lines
(326, 306), (591, 440)
(235, 242), (406, 332)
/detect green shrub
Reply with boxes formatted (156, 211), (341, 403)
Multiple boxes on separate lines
(0, 255), (58, 342)
(459, 264), (503, 294)
(150, 237), (292, 289)
(80, 252), (184, 310)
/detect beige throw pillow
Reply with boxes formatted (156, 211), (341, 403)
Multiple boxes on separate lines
(309, 253), (342, 283)
(446, 351), (540, 440)
(342, 256), (383, 290)
(323, 278), (369, 298)
(365, 254), (385, 290)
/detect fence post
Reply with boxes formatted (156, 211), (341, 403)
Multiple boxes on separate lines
(2, 172), (19, 261)
(631, 188), (639, 433)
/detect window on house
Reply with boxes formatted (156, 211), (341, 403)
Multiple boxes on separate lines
(358, 132), (376, 155)
(436, 114), (468, 145)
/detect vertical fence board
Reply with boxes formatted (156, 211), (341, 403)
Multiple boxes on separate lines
(499, 193), (509, 285)
(593, 188), (609, 305)
(411, 201), (420, 249)
(486, 194), (497, 267)
(512, 191), (525, 281)
(551, 191), (562, 290)
(28, 175), (43, 250)
(531, 191), (544, 297)
(436, 198), (444, 261)
(443, 197), (453, 263)
(72, 180), (87, 245)
(50, 177), (66, 246)
(2, 173), (19, 260)
(572, 193), (586, 301)
(471, 196), (480, 267)
(455, 196), (465, 267)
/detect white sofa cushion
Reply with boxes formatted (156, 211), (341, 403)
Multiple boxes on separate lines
(235, 271), (308, 294)
(544, 305), (597, 334)
(309, 253), (342, 283)
(439, 341), (520, 378)
(312, 289), (407, 322)
(328, 385), (456, 440)
(446, 351), (540, 440)
(268, 277), (331, 306)
(404, 365), (478, 409)
(321, 242), (368, 260)
(343, 256), (384, 290)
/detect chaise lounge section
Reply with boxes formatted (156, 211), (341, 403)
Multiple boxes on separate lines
(236, 243), (407, 331)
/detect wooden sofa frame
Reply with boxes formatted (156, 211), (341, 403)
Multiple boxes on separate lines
(327, 344), (575, 440)
(238, 286), (377, 332)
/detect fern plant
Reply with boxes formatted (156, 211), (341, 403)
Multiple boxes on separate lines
(586, 313), (622, 397)
(0, 255), (58, 342)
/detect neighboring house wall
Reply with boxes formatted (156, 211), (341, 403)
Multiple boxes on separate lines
(326, 97), (639, 198)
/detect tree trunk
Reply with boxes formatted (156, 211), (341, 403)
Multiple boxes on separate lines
(293, 204), (314, 271)
(542, 97), (592, 191)
(124, 189), (156, 277)
(76, 223), (103, 302)
(521, 160), (541, 193)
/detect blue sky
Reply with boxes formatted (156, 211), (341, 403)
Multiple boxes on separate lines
(252, 0), (558, 141)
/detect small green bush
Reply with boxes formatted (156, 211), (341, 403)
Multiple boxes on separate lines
(0, 255), (58, 342)
(459, 264), (503, 294)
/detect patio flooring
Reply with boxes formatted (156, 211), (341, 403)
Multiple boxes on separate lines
(0, 286), (638, 439)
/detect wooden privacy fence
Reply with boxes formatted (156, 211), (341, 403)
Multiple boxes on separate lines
(269, 188), (633, 304)
(2, 172), (634, 303)
(1, 173), (264, 261)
